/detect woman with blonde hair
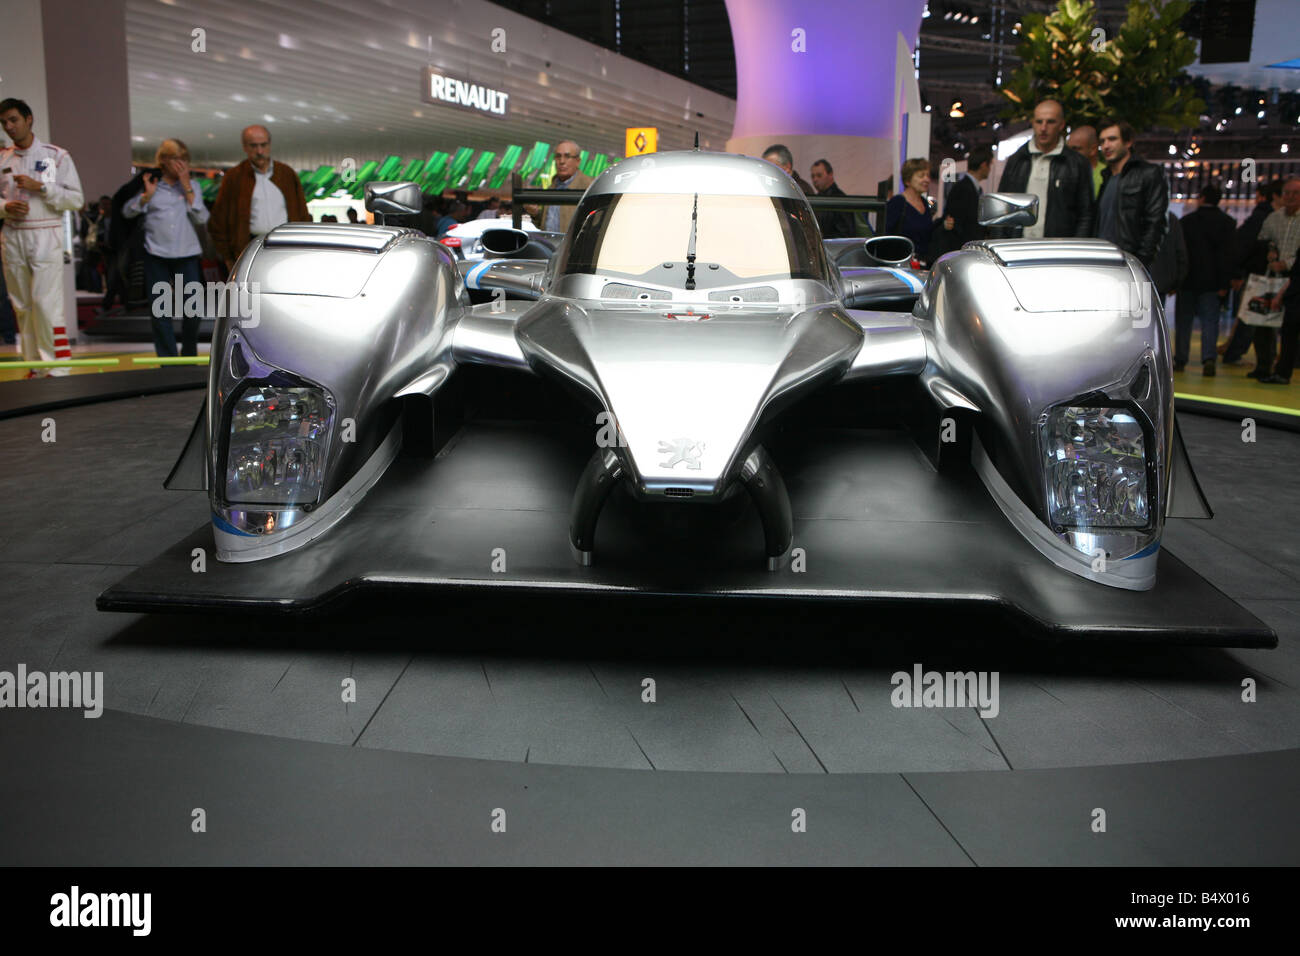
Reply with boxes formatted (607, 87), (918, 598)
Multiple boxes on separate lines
(122, 137), (209, 356)
(884, 157), (938, 266)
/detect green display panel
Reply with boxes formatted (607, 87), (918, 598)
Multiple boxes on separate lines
(487, 144), (524, 190)
(517, 141), (551, 186)
(314, 172), (342, 199)
(419, 152), (450, 194)
(582, 153), (608, 177)
(304, 164), (335, 199)
(447, 147), (474, 188)
(347, 159), (380, 198)
(374, 155), (403, 180)
(399, 158), (425, 182)
(275, 144), (619, 202)
(464, 151), (496, 190)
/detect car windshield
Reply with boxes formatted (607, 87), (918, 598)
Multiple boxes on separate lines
(558, 191), (829, 288)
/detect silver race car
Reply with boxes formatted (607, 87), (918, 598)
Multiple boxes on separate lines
(199, 150), (1174, 590)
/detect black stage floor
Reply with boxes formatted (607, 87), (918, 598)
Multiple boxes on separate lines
(2, 390), (1298, 864)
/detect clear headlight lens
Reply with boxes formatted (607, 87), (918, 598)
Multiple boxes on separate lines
(226, 386), (332, 505)
(1042, 406), (1148, 529)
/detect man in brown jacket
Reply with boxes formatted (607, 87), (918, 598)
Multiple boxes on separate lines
(522, 140), (593, 234)
(209, 124), (310, 269)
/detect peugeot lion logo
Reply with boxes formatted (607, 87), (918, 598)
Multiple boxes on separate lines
(658, 438), (704, 470)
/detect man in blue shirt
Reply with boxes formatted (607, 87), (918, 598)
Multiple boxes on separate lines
(122, 138), (209, 356)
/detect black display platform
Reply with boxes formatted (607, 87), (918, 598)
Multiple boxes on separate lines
(0, 366), (207, 420)
(97, 421), (1276, 646)
(1174, 395), (1300, 435)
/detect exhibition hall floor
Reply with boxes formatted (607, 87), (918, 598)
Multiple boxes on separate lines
(1, 383), (1297, 863)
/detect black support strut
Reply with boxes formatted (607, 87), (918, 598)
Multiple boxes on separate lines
(568, 448), (624, 566)
(739, 445), (793, 570)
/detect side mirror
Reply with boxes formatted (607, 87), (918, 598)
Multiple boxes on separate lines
(364, 181), (423, 218)
(863, 235), (915, 267)
(978, 192), (1039, 227)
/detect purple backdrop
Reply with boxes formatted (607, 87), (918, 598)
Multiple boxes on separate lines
(725, 0), (928, 139)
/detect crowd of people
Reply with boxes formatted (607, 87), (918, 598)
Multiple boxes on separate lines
(769, 97), (1298, 387)
(3, 91), (1298, 386)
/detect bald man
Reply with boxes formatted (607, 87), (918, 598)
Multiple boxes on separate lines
(209, 124), (310, 269)
(1067, 124), (1103, 198)
(996, 99), (1095, 238)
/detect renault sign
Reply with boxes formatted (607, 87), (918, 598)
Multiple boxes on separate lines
(422, 68), (509, 116)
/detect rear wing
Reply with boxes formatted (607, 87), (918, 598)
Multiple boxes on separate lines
(510, 172), (890, 233)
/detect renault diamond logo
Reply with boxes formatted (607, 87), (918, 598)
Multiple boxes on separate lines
(658, 438), (704, 470)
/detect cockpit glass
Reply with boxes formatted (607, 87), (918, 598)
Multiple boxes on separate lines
(559, 192), (828, 288)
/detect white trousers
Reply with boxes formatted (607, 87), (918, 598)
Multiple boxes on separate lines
(2, 225), (69, 376)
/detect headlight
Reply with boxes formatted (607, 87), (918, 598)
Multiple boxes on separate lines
(1042, 405), (1148, 529)
(226, 385), (333, 506)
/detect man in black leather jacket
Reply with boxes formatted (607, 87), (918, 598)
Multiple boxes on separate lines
(996, 99), (1095, 238)
(1096, 119), (1169, 268)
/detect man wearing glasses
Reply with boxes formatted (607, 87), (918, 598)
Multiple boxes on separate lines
(524, 141), (592, 234)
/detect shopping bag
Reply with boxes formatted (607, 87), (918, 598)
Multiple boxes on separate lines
(1237, 273), (1285, 328)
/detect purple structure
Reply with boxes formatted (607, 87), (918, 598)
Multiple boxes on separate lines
(724, 0), (929, 193)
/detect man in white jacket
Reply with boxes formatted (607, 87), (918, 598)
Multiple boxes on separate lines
(0, 98), (84, 377)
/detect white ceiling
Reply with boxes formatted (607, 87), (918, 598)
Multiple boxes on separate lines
(125, 0), (737, 169)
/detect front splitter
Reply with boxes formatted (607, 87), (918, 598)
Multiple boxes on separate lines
(97, 422), (1276, 646)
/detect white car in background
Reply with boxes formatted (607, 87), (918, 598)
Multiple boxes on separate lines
(440, 214), (540, 260)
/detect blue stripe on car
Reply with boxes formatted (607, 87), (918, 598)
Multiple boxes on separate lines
(466, 261), (492, 290)
(212, 512), (256, 537)
(884, 268), (924, 293)
(1123, 540), (1160, 561)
